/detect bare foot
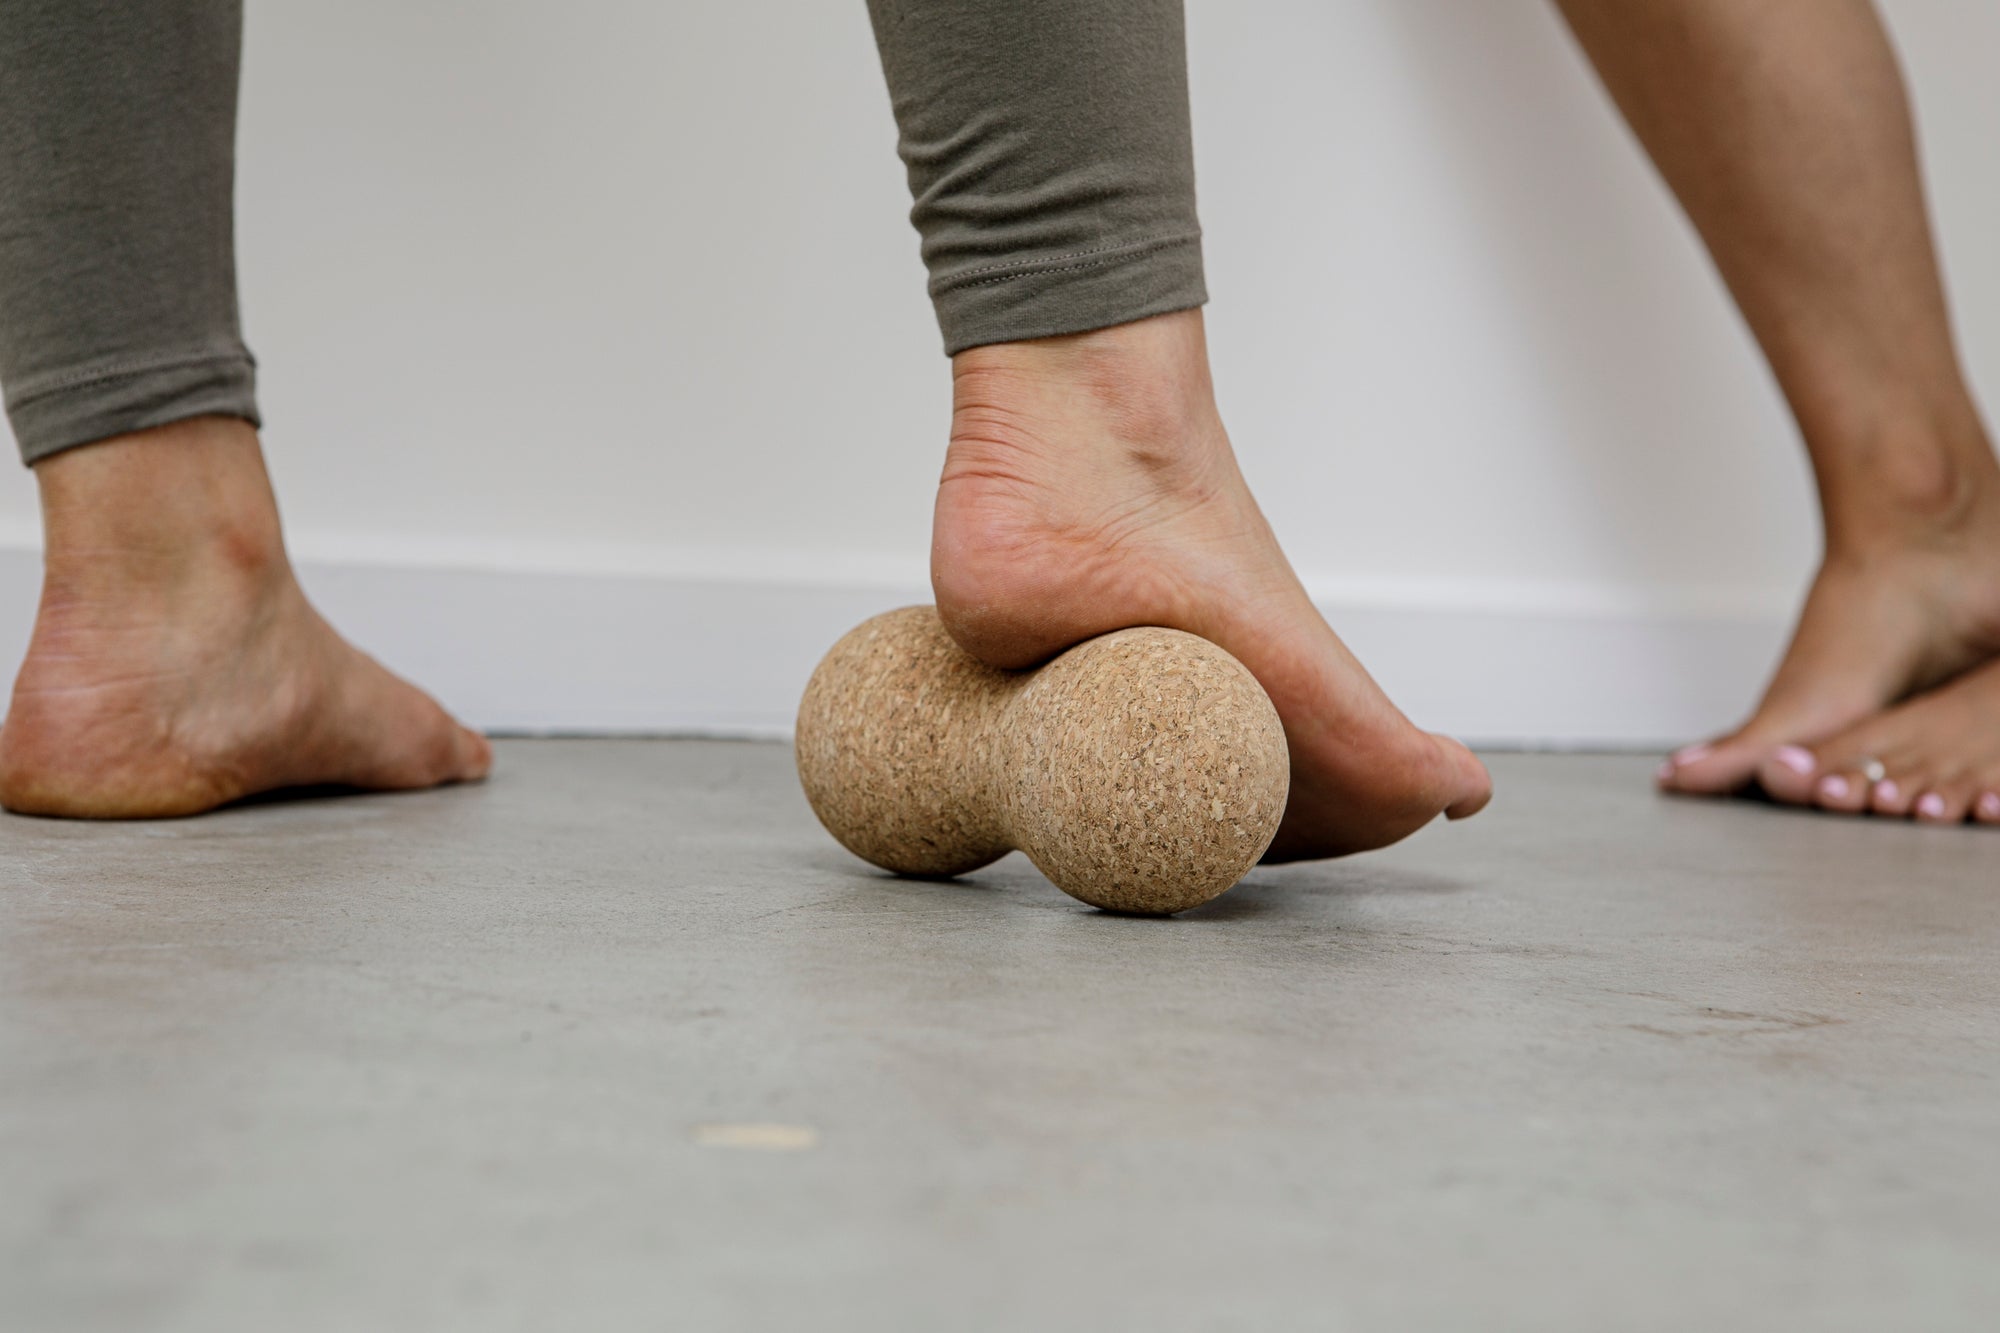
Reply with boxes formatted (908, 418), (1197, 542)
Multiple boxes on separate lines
(1751, 654), (2000, 825)
(0, 419), (490, 818)
(929, 310), (1490, 861)
(1660, 434), (2000, 797)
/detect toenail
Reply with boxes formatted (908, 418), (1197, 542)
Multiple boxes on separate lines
(1979, 793), (2000, 820)
(1917, 793), (1948, 820)
(1817, 774), (1850, 801)
(1774, 745), (1817, 776)
(1670, 743), (1713, 767)
(1655, 760), (1675, 782)
(1873, 779), (1899, 806)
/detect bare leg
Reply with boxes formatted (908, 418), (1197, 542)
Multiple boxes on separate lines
(0, 417), (490, 817)
(936, 309), (1492, 859)
(1557, 0), (2000, 814)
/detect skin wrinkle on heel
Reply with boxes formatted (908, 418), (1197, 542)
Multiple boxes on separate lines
(794, 605), (1289, 916)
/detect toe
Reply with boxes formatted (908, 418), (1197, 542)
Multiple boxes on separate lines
(1868, 774), (1915, 817)
(1913, 786), (1973, 825)
(1811, 767), (1871, 815)
(455, 726), (494, 782)
(1659, 731), (1775, 795)
(1729, 658), (2000, 828)
(1755, 743), (1823, 806)
(1439, 736), (1493, 820)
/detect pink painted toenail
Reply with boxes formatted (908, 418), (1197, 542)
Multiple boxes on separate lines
(1817, 774), (1850, 801)
(1874, 779), (1899, 805)
(1917, 793), (1948, 820)
(1655, 760), (1675, 782)
(1774, 745), (1816, 776)
(1670, 743), (1713, 767)
(1979, 793), (2000, 820)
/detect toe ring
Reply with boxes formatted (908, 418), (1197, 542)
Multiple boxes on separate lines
(1859, 757), (1887, 785)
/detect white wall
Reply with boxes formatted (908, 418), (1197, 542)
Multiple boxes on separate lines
(3, 1), (1998, 744)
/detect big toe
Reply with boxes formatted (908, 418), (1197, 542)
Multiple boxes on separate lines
(1439, 735), (1493, 820)
(336, 660), (492, 792)
(453, 725), (494, 783)
(1659, 727), (1791, 795)
(396, 703), (488, 789)
(1754, 743), (1826, 805)
(1262, 726), (1489, 862)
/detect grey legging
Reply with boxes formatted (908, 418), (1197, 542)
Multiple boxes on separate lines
(0, 1), (1204, 465)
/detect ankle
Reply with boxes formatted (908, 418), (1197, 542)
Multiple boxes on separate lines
(1814, 412), (2000, 558)
(947, 309), (1226, 480)
(34, 416), (292, 595)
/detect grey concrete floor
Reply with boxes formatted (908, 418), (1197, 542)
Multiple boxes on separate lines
(2, 741), (1996, 1332)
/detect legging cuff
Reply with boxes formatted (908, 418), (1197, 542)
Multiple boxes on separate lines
(931, 231), (1208, 355)
(6, 347), (260, 465)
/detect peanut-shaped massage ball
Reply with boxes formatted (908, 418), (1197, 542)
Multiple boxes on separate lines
(795, 606), (1289, 915)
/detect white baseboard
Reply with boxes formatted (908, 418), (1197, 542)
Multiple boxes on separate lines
(0, 544), (1790, 748)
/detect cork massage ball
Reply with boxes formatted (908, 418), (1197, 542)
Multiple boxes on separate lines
(795, 606), (1289, 915)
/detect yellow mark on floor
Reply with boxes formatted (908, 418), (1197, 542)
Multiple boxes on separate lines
(692, 1122), (820, 1151)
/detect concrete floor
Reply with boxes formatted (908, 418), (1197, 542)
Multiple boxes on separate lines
(2, 741), (1996, 1332)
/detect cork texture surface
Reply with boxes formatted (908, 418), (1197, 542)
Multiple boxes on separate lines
(795, 606), (1289, 915)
